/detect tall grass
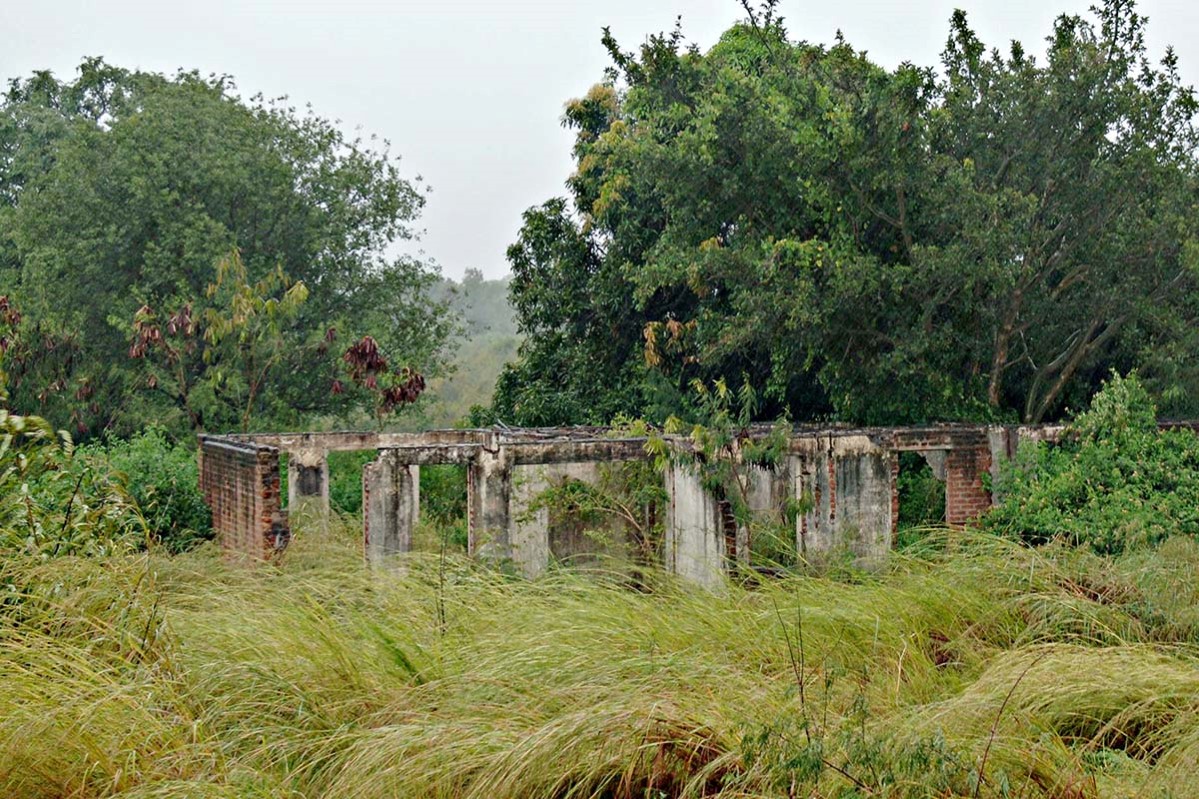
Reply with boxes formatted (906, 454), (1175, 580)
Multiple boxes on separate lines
(2, 519), (1198, 797)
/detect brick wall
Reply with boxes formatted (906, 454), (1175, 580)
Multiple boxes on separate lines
(198, 436), (289, 560)
(944, 441), (992, 525)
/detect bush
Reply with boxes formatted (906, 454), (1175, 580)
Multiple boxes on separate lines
(0, 413), (146, 558)
(986, 373), (1199, 554)
(79, 429), (211, 553)
(327, 450), (378, 514)
(895, 451), (946, 548)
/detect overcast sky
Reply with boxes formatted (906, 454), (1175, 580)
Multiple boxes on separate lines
(4, 0), (1197, 279)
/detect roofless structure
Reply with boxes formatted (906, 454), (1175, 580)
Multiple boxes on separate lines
(196, 422), (1094, 587)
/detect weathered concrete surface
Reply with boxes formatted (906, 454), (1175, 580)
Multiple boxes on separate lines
(362, 451), (419, 566)
(510, 462), (553, 578)
(664, 463), (725, 590)
(792, 435), (894, 566)
(832, 449), (894, 568)
(468, 447), (511, 561)
(204, 420), (1159, 582)
(919, 449), (948, 480)
(510, 461), (611, 578)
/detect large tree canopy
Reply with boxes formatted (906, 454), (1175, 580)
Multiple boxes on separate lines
(0, 59), (454, 435)
(495, 0), (1199, 426)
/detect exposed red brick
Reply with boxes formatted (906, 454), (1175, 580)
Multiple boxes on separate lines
(198, 436), (288, 561)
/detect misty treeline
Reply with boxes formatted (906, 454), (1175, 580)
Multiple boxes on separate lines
(496, 0), (1199, 427)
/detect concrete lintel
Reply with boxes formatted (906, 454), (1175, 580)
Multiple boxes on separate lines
(382, 444), (482, 466)
(507, 438), (649, 465)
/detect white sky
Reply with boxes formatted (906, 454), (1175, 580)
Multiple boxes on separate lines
(4, 0), (1197, 279)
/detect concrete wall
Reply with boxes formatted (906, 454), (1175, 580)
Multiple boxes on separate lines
(663, 462), (725, 590)
(792, 435), (894, 567)
(362, 450), (420, 566)
(200, 422), (1107, 584)
(511, 461), (622, 578)
(198, 436), (288, 561)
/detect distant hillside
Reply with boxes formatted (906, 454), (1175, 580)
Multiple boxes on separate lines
(425, 269), (520, 425)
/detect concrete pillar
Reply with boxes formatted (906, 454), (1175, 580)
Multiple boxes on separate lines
(468, 447), (511, 561)
(797, 440), (893, 567)
(510, 463), (552, 578)
(362, 450), (420, 566)
(287, 448), (329, 526)
(664, 462), (725, 589)
(832, 449), (894, 568)
(798, 451), (837, 560)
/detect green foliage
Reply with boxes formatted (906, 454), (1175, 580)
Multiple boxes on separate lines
(0, 59), (453, 437)
(987, 373), (1199, 554)
(498, 1), (1199, 427)
(0, 412), (144, 559)
(326, 450), (378, 515)
(130, 250), (311, 432)
(896, 451), (946, 548)
(0, 297), (145, 557)
(420, 464), (467, 525)
(76, 429), (211, 553)
(527, 417), (666, 570)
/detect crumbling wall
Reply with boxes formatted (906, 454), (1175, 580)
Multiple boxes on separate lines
(793, 435), (894, 566)
(199, 422), (1087, 584)
(362, 450), (420, 566)
(663, 462), (724, 590)
(198, 436), (288, 560)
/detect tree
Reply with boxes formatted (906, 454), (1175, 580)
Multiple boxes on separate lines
(0, 59), (454, 436)
(497, 0), (1199, 426)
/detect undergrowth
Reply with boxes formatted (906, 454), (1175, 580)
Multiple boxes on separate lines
(2, 519), (1199, 798)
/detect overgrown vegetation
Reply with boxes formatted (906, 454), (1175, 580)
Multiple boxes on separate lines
(75, 428), (212, 553)
(2, 1), (1198, 795)
(5, 520), (1199, 797)
(987, 373), (1199, 555)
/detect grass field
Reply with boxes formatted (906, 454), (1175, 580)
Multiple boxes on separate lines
(3, 518), (1199, 798)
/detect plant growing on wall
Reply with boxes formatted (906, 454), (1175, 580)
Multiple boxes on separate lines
(647, 378), (804, 569)
(525, 417), (667, 574)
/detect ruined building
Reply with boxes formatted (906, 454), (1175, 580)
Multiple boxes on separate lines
(198, 423), (1062, 588)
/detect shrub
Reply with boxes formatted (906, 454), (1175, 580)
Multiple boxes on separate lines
(986, 373), (1199, 554)
(79, 429), (211, 553)
(0, 413), (145, 558)
(327, 450), (378, 514)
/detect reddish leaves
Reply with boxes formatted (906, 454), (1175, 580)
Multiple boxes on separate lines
(340, 335), (426, 414)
